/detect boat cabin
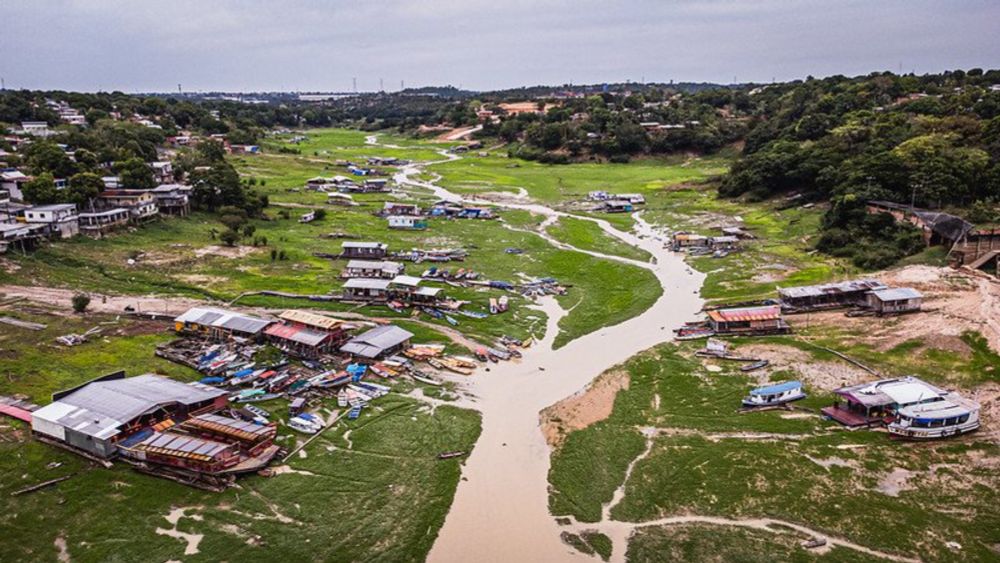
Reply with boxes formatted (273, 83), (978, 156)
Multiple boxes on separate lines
(888, 399), (980, 439)
(742, 381), (805, 408)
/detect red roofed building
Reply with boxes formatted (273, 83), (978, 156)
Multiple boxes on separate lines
(706, 305), (789, 335)
(263, 310), (351, 358)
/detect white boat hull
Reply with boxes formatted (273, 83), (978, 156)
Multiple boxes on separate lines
(888, 420), (980, 440)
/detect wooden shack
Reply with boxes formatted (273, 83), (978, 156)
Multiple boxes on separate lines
(866, 287), (922, 315)
(707, 305), (789, 335)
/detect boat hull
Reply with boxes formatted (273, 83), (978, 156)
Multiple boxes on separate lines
(888, 420), (980, 440)
(741, 392), (806, 408)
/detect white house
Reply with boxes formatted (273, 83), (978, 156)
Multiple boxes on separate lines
(387, 215), (427, 230)
(1, 170), (30, 200)
(23, 203), (79, 239)
(20, 122), (51, 137)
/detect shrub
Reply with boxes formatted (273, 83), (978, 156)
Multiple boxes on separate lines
(219, 229), (240, 247)
(71, 293), (91, 313)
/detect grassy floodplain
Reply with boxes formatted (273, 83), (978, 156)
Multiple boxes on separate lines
(548, 343), (1000, 562)
(0, 311), (481, 562)
(1, 128), (696, 349)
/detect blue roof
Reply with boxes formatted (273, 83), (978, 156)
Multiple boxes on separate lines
(750, 381), (802, 395)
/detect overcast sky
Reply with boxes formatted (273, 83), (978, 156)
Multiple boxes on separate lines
(3, 0), (999, 93)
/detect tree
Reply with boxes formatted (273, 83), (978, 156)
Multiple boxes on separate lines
(24, 140), (76, 178)
(64, 172), (104, 207)
(71, 293), (91, 314)
(116, 157), (156, 190)
(21, 173), (59, 204)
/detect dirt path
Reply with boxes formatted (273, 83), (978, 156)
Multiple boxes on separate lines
(568, 515), (921, 563)
(0, 285), (209, 317)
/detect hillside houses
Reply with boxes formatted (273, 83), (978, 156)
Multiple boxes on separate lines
(23, 204), (79, 238)
(97, 190), (159, 222)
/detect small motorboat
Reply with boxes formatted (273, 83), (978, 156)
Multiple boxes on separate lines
(412, 371), (442, 386)
(740, 360), (770, 372)
(288, 412), (325, 434)
(742, 381), (806, 408)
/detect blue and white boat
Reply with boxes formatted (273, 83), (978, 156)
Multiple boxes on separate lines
(742, 381), (806, 408)
(888, 399), (980, 440)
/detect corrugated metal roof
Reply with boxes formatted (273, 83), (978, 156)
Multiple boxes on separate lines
(707, 305), (781, 322)
(835, 376), (944, 408)
(32, 374), (225, 440)
(137, 431), (231, 460)
(279, 310), (345, 330)
(343, 241), (387, 249)
(344, 278), (391, 290)
(174, 307), (272, 335)
(778, 279), (887, 299)
(869, 287), (922, 302)
(341, 325), (413, 358)
(264, 323), (329, 347)
(391, 275), (423, 287)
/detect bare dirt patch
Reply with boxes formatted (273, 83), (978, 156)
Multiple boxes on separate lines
(797, 266), (1000, 354)
(541, 369), (630, 447)
(735, 344), (871, 392)
(0, 285), (208, 316)
(176, 274), (229, 285)
(194, 245), (260, 259)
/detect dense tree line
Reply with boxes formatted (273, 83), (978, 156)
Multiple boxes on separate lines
(717, 69), (1000, 268)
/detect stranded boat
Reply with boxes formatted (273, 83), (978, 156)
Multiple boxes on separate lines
(742, 381), (806, 408)
(888, 399), (980, 440)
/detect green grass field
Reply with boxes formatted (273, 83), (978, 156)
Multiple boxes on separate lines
(430, 153), (729, 205)
(4, 127), (676, 349)
(0, 313), (481, 563)
(548, 343), (1000, 561)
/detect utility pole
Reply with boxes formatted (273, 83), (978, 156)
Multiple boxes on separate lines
(379, 77), (384, 92)
(352, 77), (357, 93)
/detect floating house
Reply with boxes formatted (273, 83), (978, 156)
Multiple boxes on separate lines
(173, 307), (273, 341)
(382, 202), (422, 216)
(341, 241), (388, 260)
(264, 310), (350, 358)
(340, 325), (414, 360)
(341, 260), (404, 279)
(342, 278), (392, 301)
(31, 373), (228, 459)
(672, 233), (709, 250)
(387, 215), (428, 230)
(600, 200), (633, 213)
(706, 305), (789, 335)
(866, 287), (923, 315)
(822, 376), (979, 438)
(778, 279), (887, 312)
